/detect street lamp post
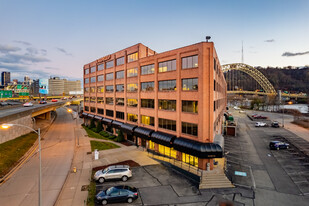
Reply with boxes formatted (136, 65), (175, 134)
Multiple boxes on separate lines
(1, 123), (42, 206)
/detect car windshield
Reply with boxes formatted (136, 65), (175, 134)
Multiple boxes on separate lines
(106, 187), (117, 195)
(102, 168), (109, 174)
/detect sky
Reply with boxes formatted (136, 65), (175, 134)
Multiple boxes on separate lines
(0, 0), (308, 82)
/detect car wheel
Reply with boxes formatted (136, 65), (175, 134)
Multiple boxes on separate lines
(98, 177), (105, 183)
(102, 199), (108, 205)
(127, 197), (133, 203)
(277, 147), (279, 150)
(287, 146), (289, 149)
(122, 175), (128, 182)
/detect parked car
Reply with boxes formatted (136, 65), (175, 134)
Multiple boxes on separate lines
(255, 122), (267, 127)
(0, 102), (8, 106)
(95, 185), (138, 205)
(39, 100), (47, 104)
(51, 99), (58, 102)
(234, 106), (240, 110)
(94, 165), (132, 183)
(239, 110), (246, 113)
(23, 102), (33, 107)
(269, 141), (289, 150)
(271, 121), (280, 128)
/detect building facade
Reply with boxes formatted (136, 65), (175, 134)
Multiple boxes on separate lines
(1, 72), (11, 86)
(83, 42), (227, 170)
(48, 77), (81, 96)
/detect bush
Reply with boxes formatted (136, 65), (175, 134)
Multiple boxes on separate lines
(89, 119), (96, 129)
(99, 131), (109, 137)
(91, 128), (97, 133)
(96, 121), (103, 133)
(109, 135), (116, 139)
(115, 130), (124, 142)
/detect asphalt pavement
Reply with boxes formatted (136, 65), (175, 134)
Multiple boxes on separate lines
(0, 107), (76, 206)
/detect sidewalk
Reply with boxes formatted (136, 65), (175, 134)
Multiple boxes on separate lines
(55, 122), (92, 206)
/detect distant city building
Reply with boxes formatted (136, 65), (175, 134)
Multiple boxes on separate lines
(12, 79), (18, 84)
(24, 76), (32, 85)
(1, 72), (11, 86)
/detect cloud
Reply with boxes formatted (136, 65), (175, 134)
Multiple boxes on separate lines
(14, 40), (32, 46)
(45, 66), (59, 70)
(0, 44), (21, 53)
(0, 53), (50, 64)
(26, 47), (39, 55)
(56, 47), (72, 56)
(41, 49), (47, 56)
(282, 51), (309, 57)
(264, 39), (275, 43)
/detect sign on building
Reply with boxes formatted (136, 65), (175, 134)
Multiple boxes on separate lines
(39, 79), (49, 94)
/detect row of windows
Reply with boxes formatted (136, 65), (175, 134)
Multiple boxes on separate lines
(85, 106), (198, 136)
(85, 97), (197, 113)
(214, 79), (224, 93)
(85, 78), (198, 92)
(85, 55), (198, 75)
(214, 98), (225, 112)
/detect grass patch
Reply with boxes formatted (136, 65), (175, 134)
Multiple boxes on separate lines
(90, 140), (120, 152)
(83, 126), (109, 140)
(87, 171), (96, 206)
(0, 132), (37, 177)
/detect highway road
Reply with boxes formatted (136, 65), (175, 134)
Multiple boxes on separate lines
(0, 107), (76, 206)
(0, 101), (67, 119)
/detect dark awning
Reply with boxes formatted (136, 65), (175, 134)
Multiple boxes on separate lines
(150, 131), (176, 147)
(120, 123), (137, 135)
(94, 115), (103, 121)
(102, 118), (113, 125)
(111, 120), (123, 128)
(134, 127), (154, 140)
(88, 114), (94, 118)
(173, 137), (223, 158)
(82, 112), (88, 117)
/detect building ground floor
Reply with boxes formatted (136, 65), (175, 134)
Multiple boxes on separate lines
(83, 113), (224, 171)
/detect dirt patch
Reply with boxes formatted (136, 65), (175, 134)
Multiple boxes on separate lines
(119, 141), (134, 146)
(92, 160), (140, 172)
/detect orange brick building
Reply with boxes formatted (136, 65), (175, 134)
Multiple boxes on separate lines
(83, 42), (227, 170)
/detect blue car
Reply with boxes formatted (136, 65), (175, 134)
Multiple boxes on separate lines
(269, 141), (289, 150)
(95, 185), (138, 205)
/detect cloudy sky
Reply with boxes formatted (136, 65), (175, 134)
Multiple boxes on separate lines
(0, 0), (308, 81)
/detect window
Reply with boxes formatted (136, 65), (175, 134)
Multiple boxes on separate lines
(106, 109), (114, 117)
(85, 69), (89, 75)
(97, 97), (104, 104)
(97, 75), (104, 82)
(84, 97), (89, 102)
(98, 108), (104, 114)
(116, 56), (124, 66)
(127, 83), (138, 92)
(141, 64), (154, 75)
(90, 97), (96, 103)
(90, 66), (96, 73)
(182, 153), (198, 167)
(127, 99), (138, 107)
(84, 78), (89, 84)
(116, 70), (124, 79)
(182, 122), (198, 136)
(127, 113), (138, 122)
(141, 82), (154, 91)
(127, 52), (138, 63)
(182, 101), (198, 113)
(182, 78), (198, 91)
(127, 68), (138, 78)
(141, 115), (154, 126)
(116, 98), (124, 106)
(158, 118), (176, 131)
(159, 59), (176, 73)
(105, 85), (114, 92)
(106, 73), (114, 80)
(84, 106), (89, 111)
(90, 77), (96, 83)
(106, 97), (114, 105)
(182, 55), (198, 69)
(159, 80), (176, 91)
(149, 140), (155, 150)
(141, 99), (154, 108)
(90, 87), (95, 93)
(106, 60), (114, 69)
(158, 145), (177, 159)
(116, 84), (124, 92)
(90, 107), (96, 113)
(158, 99), (176, 111)
(116, 111), (124, 120)
(97, 86), (104, 93)
(98, 64), (104, 71)
(84, 87), (89, 93)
